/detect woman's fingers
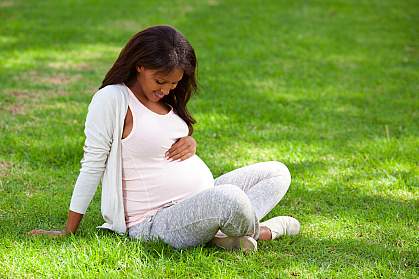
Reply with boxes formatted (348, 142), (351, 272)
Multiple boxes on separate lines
(166, 136), (196, 160)
(166, 144), (190, 159)
(170, 151), (193, 161)
(167, 147), (194, 161)
(29, 229), (46, 235)
(166, 138), (190, 155)
(28, 229), (66, 237)
(168, 137), (185, 151)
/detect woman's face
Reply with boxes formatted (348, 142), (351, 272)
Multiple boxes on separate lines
(136, 66), (184, 103)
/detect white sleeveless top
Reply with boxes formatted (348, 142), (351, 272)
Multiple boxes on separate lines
(121, 85), (214, 228)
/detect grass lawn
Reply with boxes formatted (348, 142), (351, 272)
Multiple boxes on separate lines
(0, 0), (418, 278)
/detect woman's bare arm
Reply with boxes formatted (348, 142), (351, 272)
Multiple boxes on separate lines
(29, 210), (83, 236)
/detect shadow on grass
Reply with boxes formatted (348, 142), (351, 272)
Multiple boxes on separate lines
(3, 175), (416, 240)
(2, 153), (414, 275)
(2, 228), (415, 275)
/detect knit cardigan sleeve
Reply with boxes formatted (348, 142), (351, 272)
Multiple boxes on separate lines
(69, 88), (116, 214)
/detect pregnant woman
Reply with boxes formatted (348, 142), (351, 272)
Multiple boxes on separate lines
(30, 25), (300, 251)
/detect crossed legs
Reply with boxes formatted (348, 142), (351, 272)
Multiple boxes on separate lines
(128, 161), (292, 249)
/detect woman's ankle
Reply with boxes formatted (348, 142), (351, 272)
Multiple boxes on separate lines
(258, 226), (272, 241)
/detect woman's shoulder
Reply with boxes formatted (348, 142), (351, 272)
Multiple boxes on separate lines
(91, 84), (127, 105)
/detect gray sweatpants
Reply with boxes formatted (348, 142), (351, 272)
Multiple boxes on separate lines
(128, 161), (291, 249)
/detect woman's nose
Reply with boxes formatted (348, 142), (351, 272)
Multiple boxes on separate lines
(160, 86), (171, 95)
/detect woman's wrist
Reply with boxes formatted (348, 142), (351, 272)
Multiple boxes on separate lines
(64, 210), (84, 234)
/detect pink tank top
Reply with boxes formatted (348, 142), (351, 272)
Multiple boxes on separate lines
(121, 85), (214, 228)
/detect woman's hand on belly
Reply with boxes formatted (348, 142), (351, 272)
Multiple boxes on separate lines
(165, 136), (196, 161)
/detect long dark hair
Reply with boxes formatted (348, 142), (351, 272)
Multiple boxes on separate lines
(100, 25), (197, 134)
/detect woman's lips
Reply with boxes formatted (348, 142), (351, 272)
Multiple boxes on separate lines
(154, 92), (164, 99)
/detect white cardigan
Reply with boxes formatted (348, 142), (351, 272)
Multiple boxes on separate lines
(69, 84), (129, 234)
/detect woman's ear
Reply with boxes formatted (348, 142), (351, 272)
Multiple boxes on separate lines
(136, 66), (145, 73)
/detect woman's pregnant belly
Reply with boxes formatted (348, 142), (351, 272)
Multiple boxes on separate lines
(123, 155), (214, 225)
(140, 155), (214, 203)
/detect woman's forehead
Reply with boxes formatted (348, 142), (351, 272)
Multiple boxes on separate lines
(152, 68), (183, 81)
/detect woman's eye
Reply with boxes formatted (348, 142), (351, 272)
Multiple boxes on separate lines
(155, 80), (165, 85)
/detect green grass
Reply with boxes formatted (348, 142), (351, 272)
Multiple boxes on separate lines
(0, 0), (418, 278)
